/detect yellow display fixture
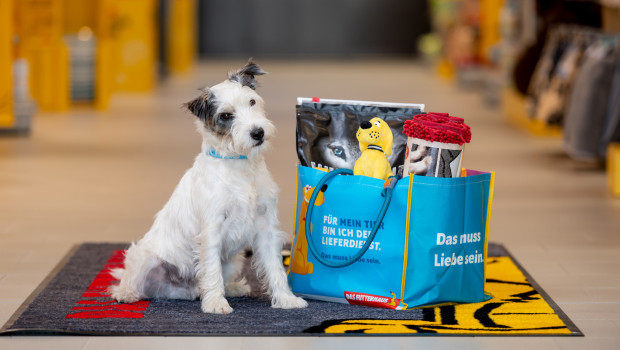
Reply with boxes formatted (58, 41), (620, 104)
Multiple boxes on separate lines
(94, 0), (118, 110)
(18, 0), (70, 111)
(436, 58), (455, 81)
(167, 0), (196, 74)
(8, 0), (188, 113)
(112, 0), (157, 92)
(63, 0), (113, 109)
(478, 0), (504, 65)
(59, 0), (160, 108)
(0, 0), (15, 128)
(608, 143), (620, 197)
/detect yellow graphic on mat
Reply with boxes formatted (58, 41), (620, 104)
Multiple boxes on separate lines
(317, 257), (574, 335)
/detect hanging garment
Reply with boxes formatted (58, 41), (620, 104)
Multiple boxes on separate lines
(534, 41), (584, 125)
(563, 43), (616, 160)
(599, 49), (620, 157)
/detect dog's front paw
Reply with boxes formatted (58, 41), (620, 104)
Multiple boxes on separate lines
(201, 297), (233, 314)
(272, 294), (308, 309)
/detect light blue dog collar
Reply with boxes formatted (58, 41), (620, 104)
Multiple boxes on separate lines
(206, 149), (248, 160)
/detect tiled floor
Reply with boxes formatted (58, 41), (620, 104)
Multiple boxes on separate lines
(1, 60), (619, 349)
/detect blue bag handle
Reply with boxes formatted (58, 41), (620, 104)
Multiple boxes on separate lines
(304, 168), (398, 268)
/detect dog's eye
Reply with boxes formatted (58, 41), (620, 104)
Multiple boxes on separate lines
(330, 145), (346, 160)
(374, 121), (381, 127)
(220, 113), (233, 120)
(249, 99), (256, 106)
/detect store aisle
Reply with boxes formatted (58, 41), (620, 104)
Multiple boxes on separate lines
(1, 60), (619, 349)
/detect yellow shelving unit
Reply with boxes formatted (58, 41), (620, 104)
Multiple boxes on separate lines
(608, 143), (620, 197)
(2, 0), (195, 121)
(18, 0), (70, 111)
(478, 0), (504, 65)
(167, 0), (196, 74)
(112, 0), (157, 92)
(0, 0), (14, 129)
(63, 0), (113, 109)
(94, 0), (117, 110)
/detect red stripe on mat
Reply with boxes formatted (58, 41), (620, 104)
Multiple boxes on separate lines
(65, 250), (151, 319)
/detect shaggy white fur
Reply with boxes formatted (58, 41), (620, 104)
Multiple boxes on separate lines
(109, 60), (307, 314)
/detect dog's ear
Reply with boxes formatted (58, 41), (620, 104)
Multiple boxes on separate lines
(379, 121), (394, 156)
(358, 140), (369, 153)
(228, 58), (266, 90)
(184, 89), (210, 121)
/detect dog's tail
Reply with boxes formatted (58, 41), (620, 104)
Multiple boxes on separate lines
(109, 267), (124, 280)
(106, 268), (125, 297)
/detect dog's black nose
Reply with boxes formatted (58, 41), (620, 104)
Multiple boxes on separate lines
(250, 127), (265, 141)
(360, 121), (372, 129)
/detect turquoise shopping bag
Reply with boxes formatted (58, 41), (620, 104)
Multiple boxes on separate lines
(287, 165), (494, 310)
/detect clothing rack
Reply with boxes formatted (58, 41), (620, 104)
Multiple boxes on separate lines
(527, 25), (620, 161)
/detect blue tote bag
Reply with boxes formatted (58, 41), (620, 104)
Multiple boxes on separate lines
(287, 165), (495, 310)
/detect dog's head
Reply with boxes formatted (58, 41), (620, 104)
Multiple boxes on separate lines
(184, 59), (275, 158)
(356, 117), (393, 156)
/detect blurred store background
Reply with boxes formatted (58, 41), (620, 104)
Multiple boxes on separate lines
(1, 0), (620, 194)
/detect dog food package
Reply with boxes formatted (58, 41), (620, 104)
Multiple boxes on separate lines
(402, 113), (471, 178)
(296, 98), (424, 176)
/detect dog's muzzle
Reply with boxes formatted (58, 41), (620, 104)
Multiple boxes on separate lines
(250, 127), (265, 146)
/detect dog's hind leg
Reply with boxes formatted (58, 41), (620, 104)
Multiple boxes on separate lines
(109, 271), (143, 304)
(109, 245), (157, 303)
(143, 258), (199, 300)
(110, 245), (198, 303)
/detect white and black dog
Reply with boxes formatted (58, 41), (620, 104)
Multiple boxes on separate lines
(109, 60), (307, 314)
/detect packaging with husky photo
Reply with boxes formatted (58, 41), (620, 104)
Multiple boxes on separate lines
(296, 98), (424, 176)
